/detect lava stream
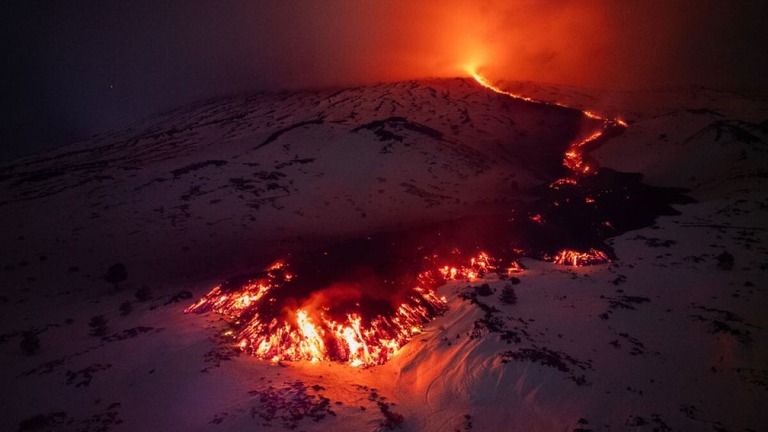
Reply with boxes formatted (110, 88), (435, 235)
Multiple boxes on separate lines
(471, 71), (627, 176)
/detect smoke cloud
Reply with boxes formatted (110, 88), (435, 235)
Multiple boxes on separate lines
(2, 1), (766, 159)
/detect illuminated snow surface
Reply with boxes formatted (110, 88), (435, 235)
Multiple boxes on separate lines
(1, 78), (767, 431)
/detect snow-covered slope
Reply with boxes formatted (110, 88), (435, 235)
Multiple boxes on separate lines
(1, 78), (767, 431)
(0, 78), (597, 286)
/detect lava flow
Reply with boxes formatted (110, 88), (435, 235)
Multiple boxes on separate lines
(186, 73), (690, 367)
(185, 247), (503, 367)
(471, 71), (627, 176)
(471, 70), (628, 264)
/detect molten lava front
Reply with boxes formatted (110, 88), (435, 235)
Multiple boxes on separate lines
(185, 252), (504, 366)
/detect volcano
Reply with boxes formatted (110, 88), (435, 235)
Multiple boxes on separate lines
(180, 75), (688, 367)
(1, 77), (767, 431)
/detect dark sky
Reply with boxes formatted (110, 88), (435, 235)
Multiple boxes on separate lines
(2, 1), (767, 161)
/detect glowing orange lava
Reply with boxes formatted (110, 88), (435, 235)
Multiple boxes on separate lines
(470, 70), (623, 266)
(185, 252), (509, 367)
(437, 251), (494, 282)
(550, 248), (610, 266)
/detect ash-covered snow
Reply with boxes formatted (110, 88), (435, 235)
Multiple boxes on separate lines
(1, 78), (767, 431)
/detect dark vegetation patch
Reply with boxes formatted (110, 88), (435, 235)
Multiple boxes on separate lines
(399, 182), (453, 207)
(13, 170), (65, 186)
(697, 119), (763, 143)
(243, 381), (336, 428)
(715, 251), (735, 270)
(377, 401), (405, 429)
(353, 116), (445, 143)
(459, 284), (557, 368)
(625, 414), (672, 431)
(612, 332), (654, 356)
(645, 237), (676, 248)
(572, 417), (592, 432)
(456, 283), (589, 384)
(119, 301), (133, 316)
(164, 290), (193, 305)
(689, 305), (754, 345)
(171, 160), (227, 178)
(201, 330), (242, 373)
(88, 315), (109, 337)
(171, 160), (228, 178)
(499, 283), (518, 305)
(499, 329), (524, 344)
(679, 404), (700, 420)
(608, 295), (650, 310)
(472, 283), (493, 297)
(734, 367), (768, 390)
(227, 171), (291, 200)
(253, 171), (287, 182)
(256, 119), (325, 150)
(600, 295), (650, 319)
(460, 413), (474, 431)
(20, 331), (41, 355)
(708, 320), (751, 344)
(363, 385), (405, 429)
(499, 346), (591, 372)
(19, 358), (67, 378)
(275, 157), (315, 169)
(460, 285), (505, 337)
(101, 326), (161, 342)
(102, 263), (127, 291)
(18, 412), (71, 431)
(18, 402), (121, 432)
(65, 363), (112, 387)
(18, 326), (159, 379)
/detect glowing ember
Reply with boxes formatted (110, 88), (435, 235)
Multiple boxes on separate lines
(437, 251), (496, 282)
(550, 248), (610, 266)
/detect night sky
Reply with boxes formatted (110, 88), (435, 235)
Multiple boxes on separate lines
(2, 1), (767, 161)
